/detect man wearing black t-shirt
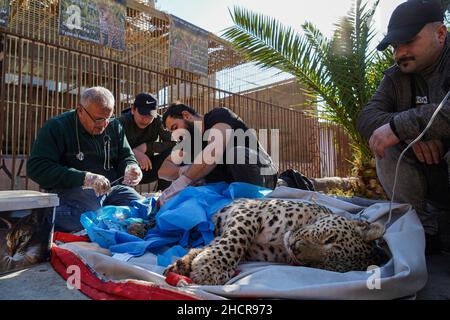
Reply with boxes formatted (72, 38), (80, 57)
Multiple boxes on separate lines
(158, 104), (278, 205)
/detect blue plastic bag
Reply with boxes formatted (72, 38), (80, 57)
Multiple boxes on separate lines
(80, 182), (271, 263)
(147, 182), (271, 265)
(80, 197), (156, 250)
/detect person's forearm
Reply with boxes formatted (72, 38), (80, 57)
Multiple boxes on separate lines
(158, 159), (182, 181)
(393, 100), (450, 141)
(183, 138), (223, 180)
(158, 155), (217, 182)
(134, 143), (147, 154)
(27, 156), (86, 189)
(184, 162), (217, 181)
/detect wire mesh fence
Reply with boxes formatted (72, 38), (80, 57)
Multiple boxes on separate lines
(0, 0), (353, 191)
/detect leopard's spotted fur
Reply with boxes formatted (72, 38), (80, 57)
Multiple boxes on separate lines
(164, 199), (386, 285)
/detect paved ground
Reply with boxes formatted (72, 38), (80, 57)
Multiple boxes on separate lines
(1, 192), (449, 300)
(0, 253), (449, 300)
(0, 262), (89, 300)
(416, 253), (450, 300)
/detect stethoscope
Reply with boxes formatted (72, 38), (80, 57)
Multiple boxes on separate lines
(75, 112), (112, 171)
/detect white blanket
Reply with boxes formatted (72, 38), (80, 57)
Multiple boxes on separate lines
(60, 187), (428, 300)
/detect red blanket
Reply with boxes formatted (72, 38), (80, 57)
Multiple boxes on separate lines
(50, 232), (199, 300)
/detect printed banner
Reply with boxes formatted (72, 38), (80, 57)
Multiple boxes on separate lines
(169, 15), (209, 77)
(59, 0), (126, 50)
(0, 0), (10, 28)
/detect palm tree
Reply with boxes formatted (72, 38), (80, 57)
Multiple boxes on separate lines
(442, 0), (450, 26)
(222, 0), (394, 198)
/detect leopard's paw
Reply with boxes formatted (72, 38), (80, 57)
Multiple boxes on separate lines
(163, 248), (202, 277)
(189, 249), (235, 285)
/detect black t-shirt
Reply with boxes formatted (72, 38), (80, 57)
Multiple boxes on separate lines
(203, 107), (258, 152)
(183, 108), (237, 165)
(203, 107), (249, 133)
(203, 107), (272, 165)
(180, 107), (275, 183)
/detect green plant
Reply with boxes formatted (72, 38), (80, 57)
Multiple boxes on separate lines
(222, 0), (393, 168)
(441, 0), (450, 26)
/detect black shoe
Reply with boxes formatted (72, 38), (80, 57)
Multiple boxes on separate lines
(425, 233), (443, 256)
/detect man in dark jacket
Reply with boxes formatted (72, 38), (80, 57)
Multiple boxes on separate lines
(356, 0), (450, 254)
(118, 93), (175, 190)
(157, 104), (278, 205)
(27, 87), (143, 233)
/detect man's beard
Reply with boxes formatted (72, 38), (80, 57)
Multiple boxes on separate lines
(185, 120), (196, 139)
(181, 120), (203, 163)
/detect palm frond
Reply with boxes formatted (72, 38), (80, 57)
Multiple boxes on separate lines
(223, 1), (392, 163)
(223, 7), (337, 105)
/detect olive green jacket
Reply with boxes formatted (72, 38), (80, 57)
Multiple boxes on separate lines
(27, 110), (137, 190)
(118, 109), (175, 157)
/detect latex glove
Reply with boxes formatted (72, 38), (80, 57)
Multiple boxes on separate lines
(158, 175), (192, 207)
(123, 163), (143, 186)
(83, 172), (111, 196)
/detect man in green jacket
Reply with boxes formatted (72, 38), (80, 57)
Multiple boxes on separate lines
(118, 93), (175, 190)
(27, 86), (143, 233)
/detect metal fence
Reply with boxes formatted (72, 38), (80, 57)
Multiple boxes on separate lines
(0, 0), (353, 191)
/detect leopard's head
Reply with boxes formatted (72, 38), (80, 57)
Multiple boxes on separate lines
(284, 215), (386, 272)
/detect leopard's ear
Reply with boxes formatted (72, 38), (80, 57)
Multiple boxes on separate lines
(354, 221), (385, 242)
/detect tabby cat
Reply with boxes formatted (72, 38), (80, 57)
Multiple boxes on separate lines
(0, 209), (52, 273)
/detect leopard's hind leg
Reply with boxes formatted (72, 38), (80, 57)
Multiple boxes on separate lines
(163, 248), (203, 277)
(189, 211), (262, 285)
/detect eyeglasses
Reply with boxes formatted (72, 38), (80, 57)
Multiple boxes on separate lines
(81, 106), (115, 125)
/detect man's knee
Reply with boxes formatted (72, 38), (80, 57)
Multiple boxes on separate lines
(376, 144), (422, 188)
(377, 144), (410, 172)
(104, 185), (142, 206)
(57, 188), (100, 211)
(54, 188), (101, 233)
(139, 168), (159, 185)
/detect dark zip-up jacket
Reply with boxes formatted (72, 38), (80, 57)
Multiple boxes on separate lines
(357, 33), (450, 141)
(118, 109), (175, 157)
(27, 110), (137, 191)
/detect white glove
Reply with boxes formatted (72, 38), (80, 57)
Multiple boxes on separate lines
(123, 163), (143, 186)
(158, 175), (192, 207)
(83, 172), (111, 196)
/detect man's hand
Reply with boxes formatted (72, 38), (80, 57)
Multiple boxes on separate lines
(123, 163), (143, 186)
(369, 123), (400, 158)
(83, 172), (111, 196)
(408, 140), (444, 165)
(158, 175), (192, 207)
(134, 150), (152, 171)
